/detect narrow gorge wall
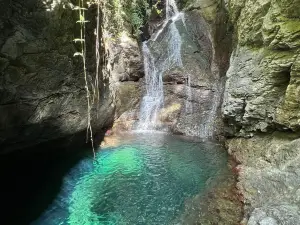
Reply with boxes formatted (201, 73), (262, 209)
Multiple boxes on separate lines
(167, 0), (231, 137)
(1, 0), (299, 222)
(223, 0), (300, 223)
(0, 0), (115, 154)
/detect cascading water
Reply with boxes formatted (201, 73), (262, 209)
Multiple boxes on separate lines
(137, 43), (164, 130)
(166, 0), (179, 19)
(167, 22), (183, 68)
(137, 0), (185, 130)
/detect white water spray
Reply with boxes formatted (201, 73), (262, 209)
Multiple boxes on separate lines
(137, 0), (187, 130)
(166, 0), (179, 19)
(137, 43), (164, 130)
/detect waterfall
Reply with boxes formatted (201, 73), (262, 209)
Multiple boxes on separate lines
(135, 0), (219, 138)
(167, 22), (183, 68)
(137, 0), (184, 130)
(166, 0), (179, 19)
(137, 43), (164, 130)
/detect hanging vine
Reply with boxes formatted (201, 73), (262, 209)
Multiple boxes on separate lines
(94, 0), (101, 112)
(73, 0), (95, 158)
(72, 0), (151, 158)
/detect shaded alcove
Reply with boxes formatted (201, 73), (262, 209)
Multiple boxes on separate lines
(0, 0), (112, 223)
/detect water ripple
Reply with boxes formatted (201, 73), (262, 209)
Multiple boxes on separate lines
(32, 133), (227, 225)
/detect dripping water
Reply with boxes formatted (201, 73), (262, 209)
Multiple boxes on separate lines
(185, 74), (193, 114)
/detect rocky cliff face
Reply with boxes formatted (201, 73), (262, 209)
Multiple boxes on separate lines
(113, 0), (231, 138)
(108, 33), (143, 132)
(223, 0), (300, 223)
(2, 0), (299, 222)
(223, 0), (300, 136)
(157, 7), (230, 138)
(0, 0), (115, 154)
(228, 133), (300, 224)
(166, 0), (231, 138)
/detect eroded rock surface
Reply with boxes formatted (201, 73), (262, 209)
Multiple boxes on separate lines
(159, 10), (224, 137)
(228, 133), (300, 224)
(223, 0), (300, 136)
(112, 1), (231, 138)
(223, 0), (300, 224)
(124, 0), (231, 138)
(0, 0), (115, 153)
(108, 33), (143, 132)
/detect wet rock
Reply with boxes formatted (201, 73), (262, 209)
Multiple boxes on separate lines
(106, 32), (144, 132)
(114, 0), (231, 138)
(140, 2), (231, 138)
(163, 68), (187, 84)
(248, 206), (300, 225)
(109, 33), (144, 82)
(113, 81), (141, 131)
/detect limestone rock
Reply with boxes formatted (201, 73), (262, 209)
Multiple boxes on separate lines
(107, 33), (144, 132)
(109, 33), (144, 82)
(222, 1), (300, 224)
(113, 82), (141, 132)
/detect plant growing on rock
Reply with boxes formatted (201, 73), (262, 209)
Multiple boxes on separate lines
(73, 0), (95, 157)
(72, 0), (151, 157)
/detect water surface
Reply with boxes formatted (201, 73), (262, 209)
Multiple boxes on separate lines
(33, 133), (227, 225)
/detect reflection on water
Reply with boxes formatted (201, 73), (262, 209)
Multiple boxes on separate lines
(32, 133), (227, 225)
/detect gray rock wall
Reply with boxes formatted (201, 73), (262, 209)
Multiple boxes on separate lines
(223, 0), (300, 136)
(228, 133), (300, 224)
(112, 0), (231, 139)
(108, 33), (143, 132)
(117, 0), (231, 138)
(0, 0), (115, 153)
(222, 0), (300, 224)
(164, 6), (230, 138)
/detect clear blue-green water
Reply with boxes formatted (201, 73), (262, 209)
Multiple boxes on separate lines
(32, 133), (227, 225)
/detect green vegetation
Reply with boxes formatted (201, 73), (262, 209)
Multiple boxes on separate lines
(104, 0), (151, 36)
(153, 0), (163, 16)
(72, 0), (152, 156)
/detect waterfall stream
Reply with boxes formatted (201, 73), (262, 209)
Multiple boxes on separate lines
(166, 0), (179, 19)
(137, 43), (164, 130)
(137, 0), (189, 130)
